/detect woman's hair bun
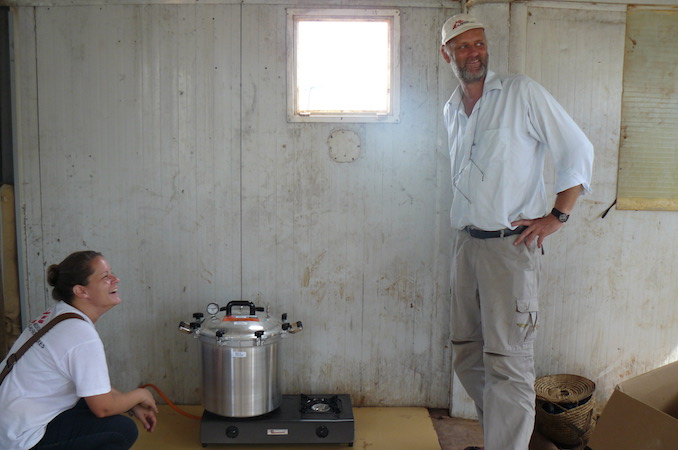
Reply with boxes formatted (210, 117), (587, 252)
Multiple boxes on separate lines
(46, 264), (60, 287)
(48, 251), (102, 303)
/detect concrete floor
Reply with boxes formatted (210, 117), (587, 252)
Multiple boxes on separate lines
(427, 409), (588, 450)
(428, 409), (483, 450)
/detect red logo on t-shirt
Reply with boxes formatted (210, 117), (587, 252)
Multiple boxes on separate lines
(32, 311), (52, 325)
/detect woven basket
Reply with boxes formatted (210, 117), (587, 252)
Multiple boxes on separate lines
(534, 374), (596, 448)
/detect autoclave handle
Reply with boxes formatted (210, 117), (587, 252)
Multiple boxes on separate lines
(225, 300), (256, 316)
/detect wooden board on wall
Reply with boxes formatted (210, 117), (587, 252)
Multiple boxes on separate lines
(0, 184), (21, 358)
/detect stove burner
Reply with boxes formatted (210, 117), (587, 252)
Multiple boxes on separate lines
(311, 403), (331, 413)
(300, 394), (342, 415)
(200, 394), (354, 446)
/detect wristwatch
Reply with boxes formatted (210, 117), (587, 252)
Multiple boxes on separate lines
(551, 207), (569, 223)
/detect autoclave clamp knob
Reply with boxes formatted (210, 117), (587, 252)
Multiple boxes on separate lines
(177, 321), (192, 334)
(283, 320), (303, 333)
(254, 330), (265, 345)
(178, 312), (205, 334)
(190, 313), (204, 329)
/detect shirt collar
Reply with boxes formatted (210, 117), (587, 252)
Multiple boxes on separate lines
(484, 70), (501, 93)
(450, 69), (501, 106)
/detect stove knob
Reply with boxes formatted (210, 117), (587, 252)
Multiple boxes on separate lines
(316, 425), (329, 439)
(226, 425), (239, 439)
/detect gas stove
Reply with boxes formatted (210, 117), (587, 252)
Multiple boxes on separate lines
(200, 394), (354, 447)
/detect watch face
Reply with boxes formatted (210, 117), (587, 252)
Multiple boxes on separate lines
(552, 208), (569, 223)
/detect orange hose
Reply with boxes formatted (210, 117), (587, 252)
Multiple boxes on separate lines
(141, 383), (202, 420)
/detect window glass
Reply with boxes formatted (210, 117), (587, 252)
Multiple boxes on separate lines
(287, 9), (400, 123)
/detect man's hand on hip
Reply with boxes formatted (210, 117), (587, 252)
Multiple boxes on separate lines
(511, 214), (565, 248)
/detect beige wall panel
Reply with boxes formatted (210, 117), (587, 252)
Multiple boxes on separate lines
(10, 0), (677, 413)
(11, 7), (42, 319)
(240, 4), (455, 407)
(17, 4), (243, 400)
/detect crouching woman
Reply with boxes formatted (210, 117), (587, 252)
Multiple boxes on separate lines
(0, 250), (158, 449)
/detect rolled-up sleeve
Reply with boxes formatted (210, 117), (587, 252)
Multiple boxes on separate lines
(525, 79), (594, 195)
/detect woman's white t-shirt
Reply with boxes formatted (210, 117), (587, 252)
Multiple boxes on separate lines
(0, 302), (111, 450)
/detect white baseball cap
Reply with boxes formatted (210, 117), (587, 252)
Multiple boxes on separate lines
(441, 13), (485, 45)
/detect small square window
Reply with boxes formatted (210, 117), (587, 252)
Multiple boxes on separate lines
(287, 9), (400, 123)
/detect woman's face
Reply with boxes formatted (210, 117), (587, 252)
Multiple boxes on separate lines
(80, 256), (122, 309)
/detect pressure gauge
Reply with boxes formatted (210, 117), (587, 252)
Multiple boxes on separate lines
(206, 302), (220, 316)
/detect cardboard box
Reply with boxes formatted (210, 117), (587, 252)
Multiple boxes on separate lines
(587, 360), (678, 449)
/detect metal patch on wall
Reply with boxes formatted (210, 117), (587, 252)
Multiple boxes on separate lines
(328, 129), (361, 163)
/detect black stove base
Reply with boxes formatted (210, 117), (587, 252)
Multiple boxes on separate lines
(200, 394), (354, 447)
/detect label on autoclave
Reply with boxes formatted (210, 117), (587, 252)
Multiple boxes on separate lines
(223, 315), (260, 322)
(231, 350), (247, 358)
(267, 429), (289, 436)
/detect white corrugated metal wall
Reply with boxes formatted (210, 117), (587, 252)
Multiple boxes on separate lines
(8, 0), (678, 414)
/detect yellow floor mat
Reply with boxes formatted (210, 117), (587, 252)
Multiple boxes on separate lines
(132, 404), (440, 449)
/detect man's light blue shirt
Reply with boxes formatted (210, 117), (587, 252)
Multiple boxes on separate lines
(443, 70), (594, 231)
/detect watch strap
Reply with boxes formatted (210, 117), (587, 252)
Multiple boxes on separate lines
(551, 207), (569, 223)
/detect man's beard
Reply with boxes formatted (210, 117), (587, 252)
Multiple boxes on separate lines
(452, 54), (489, 83)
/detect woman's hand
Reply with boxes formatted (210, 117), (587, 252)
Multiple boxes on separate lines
(129, 402), (158, 432)
(135, 387), (158, 412)
(130, 388), (158, 431)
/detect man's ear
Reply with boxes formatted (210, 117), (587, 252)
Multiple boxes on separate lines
(441, 45), (452, 64)
(73, 285), (88, 299)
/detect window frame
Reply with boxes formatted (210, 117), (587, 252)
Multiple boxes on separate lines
(286, 8), (401, 124)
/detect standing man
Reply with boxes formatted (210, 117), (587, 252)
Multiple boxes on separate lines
(440, 13), (593, 450)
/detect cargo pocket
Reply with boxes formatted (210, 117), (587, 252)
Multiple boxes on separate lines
(511, 268), (539, 351)
(516, 297), (539, 348)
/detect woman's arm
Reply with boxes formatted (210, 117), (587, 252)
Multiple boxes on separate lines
(85, 387), (157, 419)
